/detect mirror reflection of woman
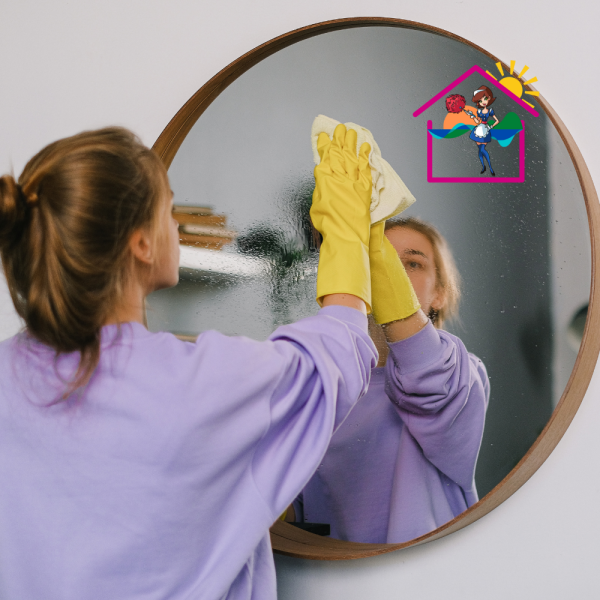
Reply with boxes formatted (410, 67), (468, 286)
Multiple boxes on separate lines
(467, 86), (500, 176)
(290, 217), (490, 545)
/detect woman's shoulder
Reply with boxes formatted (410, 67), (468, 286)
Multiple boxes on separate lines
(122, 324), (297, 392)
(0, 332), (18, 351)
(0, 333), (22, 370)
(116, 323), (271, 368)
(436, 328), (488, 377)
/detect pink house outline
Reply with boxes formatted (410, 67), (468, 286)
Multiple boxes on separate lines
(413, 65), (538, 183)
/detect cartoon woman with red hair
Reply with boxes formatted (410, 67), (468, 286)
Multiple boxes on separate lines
(466, 85), (500, 176)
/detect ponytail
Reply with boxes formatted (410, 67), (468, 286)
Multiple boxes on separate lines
(0, 175), (30, 252)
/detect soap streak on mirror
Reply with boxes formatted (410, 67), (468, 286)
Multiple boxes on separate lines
(146, 26), (591, 541)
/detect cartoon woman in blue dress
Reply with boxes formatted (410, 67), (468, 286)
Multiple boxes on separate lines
(464, 85), (500, 176)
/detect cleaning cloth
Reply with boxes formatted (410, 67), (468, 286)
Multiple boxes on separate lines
(311, 115), (415, 224)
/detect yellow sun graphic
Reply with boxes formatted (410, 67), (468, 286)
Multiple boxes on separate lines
(486, 60), (539, 108)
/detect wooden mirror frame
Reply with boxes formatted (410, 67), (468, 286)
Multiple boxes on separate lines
(152, 16), (600, 560)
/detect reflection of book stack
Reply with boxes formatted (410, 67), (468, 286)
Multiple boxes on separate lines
(173, 206), (237, 250)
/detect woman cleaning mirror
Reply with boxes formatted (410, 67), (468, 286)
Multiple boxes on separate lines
(148, 24), (591, 545)
(0, 125), (381, 598)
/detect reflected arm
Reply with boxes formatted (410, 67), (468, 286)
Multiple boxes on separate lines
(384, 323), (490, 495)
(370, 311), (429, 367)
(381, 309), (429, 342)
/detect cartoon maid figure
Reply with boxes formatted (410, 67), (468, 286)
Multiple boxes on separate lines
(464, 85), (500, 176)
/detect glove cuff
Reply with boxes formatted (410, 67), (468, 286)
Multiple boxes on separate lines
(316, 238), (371, 311)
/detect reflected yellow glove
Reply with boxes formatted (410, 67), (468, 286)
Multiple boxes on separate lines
(369, 221), (420, 324)
(310, 124), (372, 309)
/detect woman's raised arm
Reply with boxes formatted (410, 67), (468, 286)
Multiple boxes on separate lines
(384, 324), (489, 494)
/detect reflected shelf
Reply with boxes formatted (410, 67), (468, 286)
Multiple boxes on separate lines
(179, 246), (266, 278)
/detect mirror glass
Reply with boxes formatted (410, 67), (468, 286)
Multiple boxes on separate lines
(146, 26), (591, 544)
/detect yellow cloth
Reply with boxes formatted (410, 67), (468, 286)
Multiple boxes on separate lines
(369, 221), (420, 324)
(311, 115), (416, 224)
(310, 124), (372, 309)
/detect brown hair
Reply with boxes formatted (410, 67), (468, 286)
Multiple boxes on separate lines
(472, 85), (496, 107)
(0, 127), (169, 397)
(385, 216), (461, 328)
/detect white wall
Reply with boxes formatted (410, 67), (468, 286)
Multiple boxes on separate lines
(1, 1), (599, 598)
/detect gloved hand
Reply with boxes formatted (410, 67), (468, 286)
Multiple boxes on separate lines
(369, 221), (421, 324)
(310, 124), (372, 309)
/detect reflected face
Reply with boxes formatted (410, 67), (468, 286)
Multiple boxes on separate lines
(151, 189), (180, 292)
(385, 226), (443, 316)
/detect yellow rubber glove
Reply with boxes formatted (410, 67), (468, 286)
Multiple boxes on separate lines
(369, 221), (421, 324)
(310, 124), (372, 309)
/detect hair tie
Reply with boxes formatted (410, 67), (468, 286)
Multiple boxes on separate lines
(16, 184), (38, 207)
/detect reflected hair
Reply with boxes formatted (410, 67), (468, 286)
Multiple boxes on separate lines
(385, 216), (461, 329)
(0, 127), (169, 398)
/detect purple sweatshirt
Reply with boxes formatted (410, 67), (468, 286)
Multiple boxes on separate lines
(0, 306), (376, 600)
(296, 322), (489, 544)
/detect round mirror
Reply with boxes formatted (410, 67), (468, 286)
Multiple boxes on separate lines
(149, 18), (600, 558)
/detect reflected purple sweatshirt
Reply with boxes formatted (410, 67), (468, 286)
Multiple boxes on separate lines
(296, 322), (489, 544)
(0, 306), (376, 600)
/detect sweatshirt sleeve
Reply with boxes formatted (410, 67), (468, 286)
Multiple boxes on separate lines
(251, 306), (377, 519)
(384, 322), (489, 493)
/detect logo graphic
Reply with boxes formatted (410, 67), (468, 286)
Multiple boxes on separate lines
(413, 63), (539, 183)
(486, 60), (539, 108)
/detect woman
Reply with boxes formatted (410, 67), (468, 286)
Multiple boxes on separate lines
(0, 125), (377, 599)
(292, 217), (490, 545)
(467, 85), (500, 176)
